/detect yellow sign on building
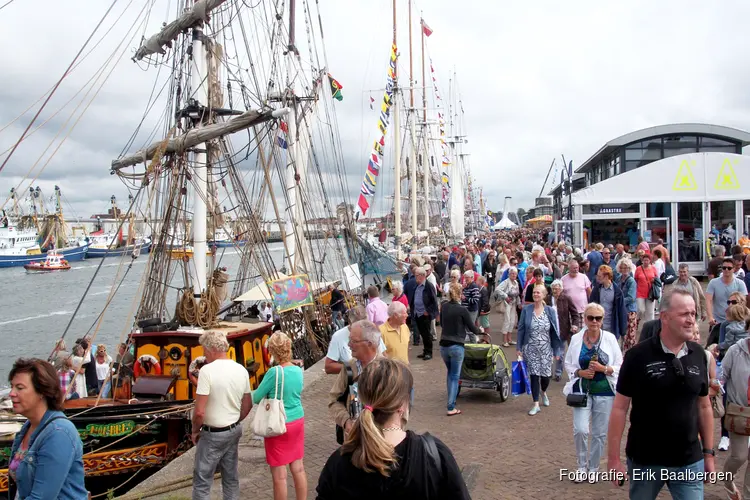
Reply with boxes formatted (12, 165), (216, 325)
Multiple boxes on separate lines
(715, 158), (740, 190)
(672, 159), (697, 191)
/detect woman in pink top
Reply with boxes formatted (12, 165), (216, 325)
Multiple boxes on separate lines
(634, 254), (658, 323)
(391, 281), (409, 309)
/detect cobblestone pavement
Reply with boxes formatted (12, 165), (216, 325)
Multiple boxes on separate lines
(136, 307), (738, 500)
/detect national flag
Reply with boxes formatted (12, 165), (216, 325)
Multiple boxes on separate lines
(279, 121), (288, 133)
(277, 136), (287, 149)
(328, 73), (343, 101)
(422, 20), (433, 37)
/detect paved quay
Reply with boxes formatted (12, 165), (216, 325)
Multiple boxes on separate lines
(124, 307), (736, 500)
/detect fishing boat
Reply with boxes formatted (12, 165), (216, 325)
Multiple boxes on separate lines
(86, 238), (151, 259)
(22, 251), (71, 272)
(86, 197), (152, 259)
(0, 188), (89, 268)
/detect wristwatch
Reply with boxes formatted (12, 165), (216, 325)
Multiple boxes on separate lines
(703, 448), (716, 456)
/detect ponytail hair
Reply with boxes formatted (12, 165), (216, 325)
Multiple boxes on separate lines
(341, 357), (413, 476)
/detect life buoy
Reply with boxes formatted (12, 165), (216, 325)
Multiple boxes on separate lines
(134, 354), (162, 378)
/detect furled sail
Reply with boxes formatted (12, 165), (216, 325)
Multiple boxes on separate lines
(133, 0), (229, 61)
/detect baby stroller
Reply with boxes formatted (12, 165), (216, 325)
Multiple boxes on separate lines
(457, 334), (511, 401)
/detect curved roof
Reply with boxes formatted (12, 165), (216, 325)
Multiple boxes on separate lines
(575, 123), (750, 174)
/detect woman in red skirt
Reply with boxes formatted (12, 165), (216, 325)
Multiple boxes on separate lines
(252, 332), (306, 499)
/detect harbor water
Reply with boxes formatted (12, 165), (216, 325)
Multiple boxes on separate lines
(0, 241), (356, 383)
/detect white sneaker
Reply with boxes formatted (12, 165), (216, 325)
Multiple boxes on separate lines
(542, 393), (550, 407)
(588, 468), (599, 483)
(528, 405), (540, 416)
(572, 467), (587, 483)
(719, 436), (730, 451)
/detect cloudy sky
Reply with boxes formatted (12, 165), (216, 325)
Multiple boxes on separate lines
(2, 0), (750, 221)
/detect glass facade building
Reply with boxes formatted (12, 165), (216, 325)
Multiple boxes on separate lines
(549, 124), (750, 274)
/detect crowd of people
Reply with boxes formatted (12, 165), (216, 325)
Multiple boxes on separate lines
(13, 228), (750, 499)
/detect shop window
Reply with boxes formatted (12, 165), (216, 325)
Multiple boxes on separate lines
(711, 200), (737, 253)
(647, 202), (670, 218)
(743, 200), (750, 234)
(677, 202), (703, 262)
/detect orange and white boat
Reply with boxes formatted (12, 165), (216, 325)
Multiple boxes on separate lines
(23, 251), (71, 271)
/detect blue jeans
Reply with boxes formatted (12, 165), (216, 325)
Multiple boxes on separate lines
(627, 458), (704, 500)
(440, 345), (464, 411)
(332, 310), (344, 331)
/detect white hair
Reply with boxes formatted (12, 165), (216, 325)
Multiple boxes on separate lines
(551, 279), (563, 289)
(450, 269), (461, 280)
(391, 280), (403, 294)
(414, 266), (427, 277)
(199, 331), (229, 353)
(463, 270), (475, 279)
(353, 320), (381, 346)
(387, 301), (407, 317)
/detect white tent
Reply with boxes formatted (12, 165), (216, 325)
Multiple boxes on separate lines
(493, 217), (517, 230)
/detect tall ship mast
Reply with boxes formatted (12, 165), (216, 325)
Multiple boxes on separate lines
(0, 0), (366, 496)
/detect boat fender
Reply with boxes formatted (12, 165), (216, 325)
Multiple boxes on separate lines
(137, 318), (162, 328)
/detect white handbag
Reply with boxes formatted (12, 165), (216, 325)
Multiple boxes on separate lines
(252, 366), (287, 437)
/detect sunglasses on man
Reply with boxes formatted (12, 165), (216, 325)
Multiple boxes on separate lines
(722, 266), (734, 270)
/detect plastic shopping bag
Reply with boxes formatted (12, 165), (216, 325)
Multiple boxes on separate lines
(511, 357), (531, 396)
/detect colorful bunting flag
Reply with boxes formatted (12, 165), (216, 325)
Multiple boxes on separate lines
(357, 44), (398, 215)
(422, 20), (433, 37)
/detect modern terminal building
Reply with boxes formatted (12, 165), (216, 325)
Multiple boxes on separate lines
(550, 123), (750, 274)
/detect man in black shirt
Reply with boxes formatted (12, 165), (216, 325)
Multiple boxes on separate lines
(607, 288), (714, 499)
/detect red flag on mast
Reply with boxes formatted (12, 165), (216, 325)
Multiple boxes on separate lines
(422, 20), (433, 37)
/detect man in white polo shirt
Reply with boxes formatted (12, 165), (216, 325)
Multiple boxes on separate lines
(324, 306), (386, 374)
(192, 331), (253, 500)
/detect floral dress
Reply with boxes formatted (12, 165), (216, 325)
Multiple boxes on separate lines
(523, 310), (553, 377)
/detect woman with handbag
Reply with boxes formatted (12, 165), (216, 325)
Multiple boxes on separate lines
(7, 358), (88, 499)
(494, 266), (521, 347)
(562, 303), (622, 481)
(252, 332), (307, 500)
(316, 357), (470, 499)
(720, 335), (750, 499)
(634, 253), (659, 324)
(517, 284), (563, 416)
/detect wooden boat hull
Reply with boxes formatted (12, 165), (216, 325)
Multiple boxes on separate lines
(0, 400), (192, 498)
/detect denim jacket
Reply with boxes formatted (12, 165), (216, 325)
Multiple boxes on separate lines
(10, 410), (87, 499)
